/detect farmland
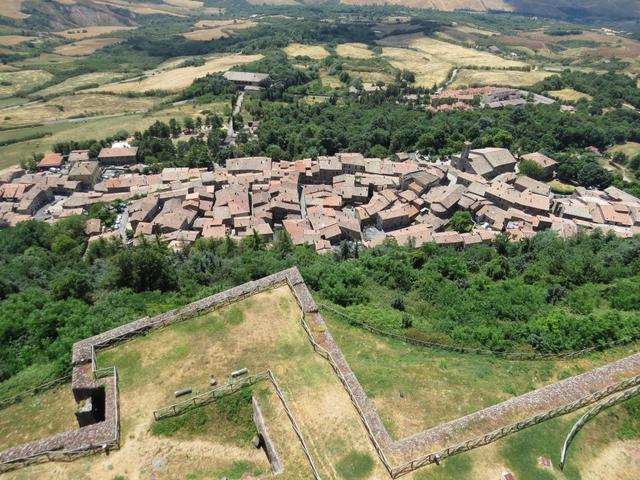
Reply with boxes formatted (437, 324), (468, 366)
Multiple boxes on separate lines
(548, 88), (593, 102)
(0, 0), (27, 19)
(94, 54), (262, 93)
(0, 70), (54, 97)
(36, 72), (127, 97)
(55, 26), (136, 40)
(183, 19), (256, 41)
(0, 36), (34, 47)
(284, 43), (330, 60)
(53, 38), (124, 57)
(0, 93), (157, 128)
(450, 68), (553, 88)
(336, 43), (374, 59)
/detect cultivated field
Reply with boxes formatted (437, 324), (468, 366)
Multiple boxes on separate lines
(54, 37), (123, 56)
(283, 43), (330, 60)
(381, 36), (529, 87)
(183, 19), (256, 41)
(37, 72), (127, 97)
(0, 35), (34, 47)
(0, 0), (27, 19)
(56, 26), (136, 40)
(450, 68), (553, 88)
(93, 0), (188, 17)
(0, 70), (54, 97)
(548, 88), (593, 102)
(94, 54), (262, 93)
(0, 94), (157, 127)
(336, 43), (374, 59)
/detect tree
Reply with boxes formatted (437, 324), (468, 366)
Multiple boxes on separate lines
(518, 159), (545, 180)
(447, 211), (474, 233)
(109, 241), (177, 292)
(51, 271), (92, 302)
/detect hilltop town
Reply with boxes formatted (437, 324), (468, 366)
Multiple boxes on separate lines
(1, 140), (638, 253)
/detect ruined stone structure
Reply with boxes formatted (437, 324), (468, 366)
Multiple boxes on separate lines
(2, 267), (640, 478)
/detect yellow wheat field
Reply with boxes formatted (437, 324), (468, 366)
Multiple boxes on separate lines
(283, 43), (329, 60)
(0, 35), (35, 46)
(94, 54), (263, 93)
(450, 69), (554, 88)
(54, 38), (123, 56)
(336, 43), (374, 59)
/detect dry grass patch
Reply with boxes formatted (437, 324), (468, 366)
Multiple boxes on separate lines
(0, 0), (28, 19)
(608, 142), (640, 159)
(183, 19), (256, 41)
(37, 72), (126, 97)
(320, 70), (342, 88)
(56, 26), (135, 40)
(283, 43), (329, 59)
(0, 35), (34, 46)
(0, 384), (77, 451)
(94, 0), (188, 17)
(382, 46), (451, 87)
(548, 88), (593, 102)
(247, 0), (298, 4)
(0, 94), (157, 127)
(450, 69), (553, 88)
(336, 43), (374, 59)
(94, 54), (262, 93)
(0, 70), (54, 97)
(54, 37), (123, 56)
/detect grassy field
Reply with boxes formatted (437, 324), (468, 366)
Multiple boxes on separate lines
(37, 72), (127, 97)
(0, 94), (158, 127)
(284, 43), (330, 60)
(94, 54), (262, 93)
(0, 70), (54, 97)
(336, 43), (374, 59)
(53, 38), (124, 57)
(183, 19), (256, 41)
(323, 310), (640, 442)
(608, 142), (640, 159)
(548, 88), (593, 102)
(0, 384), (77, 451)
(55, 26), (136, 40)
(450, 69), (553, 88)
(0, 35), (34, 47)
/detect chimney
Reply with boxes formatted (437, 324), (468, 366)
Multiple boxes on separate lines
(462, 141), (472, 162)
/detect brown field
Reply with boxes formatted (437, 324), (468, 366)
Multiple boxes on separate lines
(0, 35), (34, 47)
(183, 20), (256, 41)
(319, 70), (342, 88)
(450, 69), (553, 88)
(283, 43), (329, 60)
(54, 37), (123, 56)
(336, 42), (374, 59)
(56, 26), (136, 40)
(37, 72), (127, 97)
(0, 0), (28, 19)
(163, 0), (203, 7)
(94, 54), (262, 93)
(548, 88), (593, 102)
(0, 94), (157, 127)
(0, 70), (54, 97)
(381, 36), (528, 87)
(340, 0), (512, 11)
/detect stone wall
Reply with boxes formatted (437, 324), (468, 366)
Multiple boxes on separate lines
(252, 396), (283, 475)
(3, 266), (640, 478)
